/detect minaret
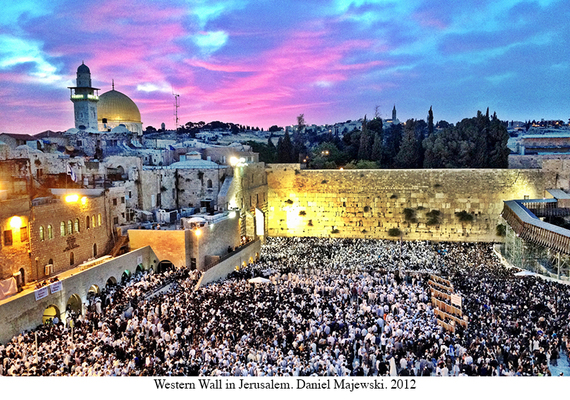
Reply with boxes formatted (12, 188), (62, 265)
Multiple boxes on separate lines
(392, 105), (397, 121)
(68, 62), (99, 130)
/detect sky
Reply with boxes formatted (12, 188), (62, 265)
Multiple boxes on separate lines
(0, 0), (569, 134)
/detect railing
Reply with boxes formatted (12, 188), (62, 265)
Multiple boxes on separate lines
(502, 200), (570, 255)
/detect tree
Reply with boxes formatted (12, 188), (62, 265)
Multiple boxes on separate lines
(297, 114), (306, 132)
(394, 119), (422, 168)
(342, 129), (361, 162)
(367, 117), (383, 163)
(358, 116), (372, 161)
(311, 143), (345, 169)
(145, 126), (157, 133)
(246, 140), (276, 164)
(277, 131), (293, 163)
(422, 110), (510, 168)
(268, 125), (282, 132)
(382, 123), (402, 168)
(427, 106), (434, 136)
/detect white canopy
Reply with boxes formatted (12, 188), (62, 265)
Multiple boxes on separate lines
(248, 277), (271, 284)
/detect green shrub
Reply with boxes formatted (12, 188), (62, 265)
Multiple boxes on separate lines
(388, 228), (401, 237)
(496, 224), (506, 236)
(456, 210), (474, 222)
(403, 208), (417, 223)
(426, 209), (441, 226)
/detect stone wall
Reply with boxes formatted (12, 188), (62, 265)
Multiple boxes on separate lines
(30, 195), (114, 280)
(0, 246), (155, 345)
(128, 229), (188, 268)
(128, 215), (239, 271)
(196, 239), (261, 287)
(0, 198), (32, 282)
(267, 164), (556, 242)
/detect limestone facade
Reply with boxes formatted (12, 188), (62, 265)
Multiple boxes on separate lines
(29, 194), (114, 280)
(267, 164), (556, 242)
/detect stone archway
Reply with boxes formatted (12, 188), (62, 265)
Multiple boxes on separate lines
(157, 260), (173, 273)
(135, 264), (143, 275)
(42, 304), (61, 325)
(87, 285), (99, 300)
(106, 276), (117, 287)
(66, 294), (82, 316)
(121, 270), (131, 283)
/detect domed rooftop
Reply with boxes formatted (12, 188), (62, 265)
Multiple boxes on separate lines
(97, 89), (141, 123)
(77, 63), (90, 74)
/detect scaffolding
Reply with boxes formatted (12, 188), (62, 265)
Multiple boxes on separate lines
(501, 218), (570, 281)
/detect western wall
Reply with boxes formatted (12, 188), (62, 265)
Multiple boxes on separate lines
(266, 164), (556, 242)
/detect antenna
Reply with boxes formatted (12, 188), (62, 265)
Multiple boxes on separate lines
(172, 91), (180, 130)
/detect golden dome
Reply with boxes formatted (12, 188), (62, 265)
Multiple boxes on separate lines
(97, 89), (141, 123)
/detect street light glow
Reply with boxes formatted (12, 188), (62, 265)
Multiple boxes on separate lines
(9, 216), (22, 229)
(65, 194), (79, 203)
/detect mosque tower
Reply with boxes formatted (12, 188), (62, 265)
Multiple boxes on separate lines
(392, 105), (397, 121)
(68, 62), (99, 130)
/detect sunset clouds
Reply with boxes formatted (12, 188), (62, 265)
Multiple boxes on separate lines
(0, 0), (568, 133)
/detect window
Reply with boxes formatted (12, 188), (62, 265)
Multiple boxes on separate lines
(207, 179), (213, 188)
(77, 140), (82, 146)
(113, 217), (119, 225)
(128, 191), (132, 199)
(86, 216), (90, 229)
(74, 218), (80, 232)
(39, 226), (45, 241)
(60, 222), (66, 237)
(4, 230), (12, 246)
(113, 198), (117, 206)
(98, 214), (102, 226)
(70, 252), (74, 266)
(93, 243), (97, 257)
(20, 226), (28, 242)
(47, 225), (53, 239)
(67, 220), (73, 235)
(121, 197), (125, 204)
(92, 215), (96, 227)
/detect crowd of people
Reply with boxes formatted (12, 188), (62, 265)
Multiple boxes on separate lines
(1, 237), (569, 377)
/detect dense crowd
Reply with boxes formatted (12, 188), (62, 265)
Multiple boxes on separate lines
(1, 237), (569, 377)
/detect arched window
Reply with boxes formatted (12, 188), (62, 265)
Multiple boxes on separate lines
(86, 216), (90, 229)
(47, 225), (53, 239)
(70, 252), (74, 266)
(39, 226), (45, 241)
(93, 243), (97, 258)
(207, 179), (213, 188)
(60, 222), (66, 237)
(98, 214), (102, 226)
(92, 215), (96, 227)
(74, 218), (80, 232)
(67, 220), (73, 235)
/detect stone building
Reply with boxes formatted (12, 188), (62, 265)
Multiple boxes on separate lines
(29, 190), (114, 280)
(0, 159), (33, 291)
